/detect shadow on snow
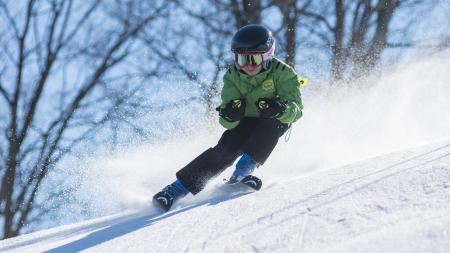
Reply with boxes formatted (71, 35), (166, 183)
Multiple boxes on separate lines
(42, 191), (252, 253)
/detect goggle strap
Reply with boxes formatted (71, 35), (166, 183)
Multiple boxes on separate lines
(262, 40), (276, 61)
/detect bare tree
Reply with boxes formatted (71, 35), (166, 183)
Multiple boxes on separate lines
(230, 0), (263, 27)
(148, 0), (240, 116)
(296, 0), (414, 84)
(268, 0), (300, 67)
(0, 0), (168, 238)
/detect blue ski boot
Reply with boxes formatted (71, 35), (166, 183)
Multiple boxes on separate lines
(152, 179), (189, 212)
(229, 153), (258, 182)
(227, 153), (262, 190)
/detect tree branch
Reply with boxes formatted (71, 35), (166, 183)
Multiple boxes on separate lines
(297, 9), (334, 33)
(0, 1), (20, 39)
(0, 82), (11, 104)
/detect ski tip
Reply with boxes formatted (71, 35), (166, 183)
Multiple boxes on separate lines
(152, 197), (171, 213)
(241, 175), (262, 191)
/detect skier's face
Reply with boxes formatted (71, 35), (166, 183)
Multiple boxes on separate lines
(242, 64), (262, 76)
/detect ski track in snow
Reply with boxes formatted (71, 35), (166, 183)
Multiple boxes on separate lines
(208, 143), (450, 241)
(0, 140), (449, 252)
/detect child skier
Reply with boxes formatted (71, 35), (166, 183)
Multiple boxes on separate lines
(152, 24), (303, 212)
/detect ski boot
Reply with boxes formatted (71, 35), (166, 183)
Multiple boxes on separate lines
(227, 153), (262, 191)
(152, 179), (189, 212)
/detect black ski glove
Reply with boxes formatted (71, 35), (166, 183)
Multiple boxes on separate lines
(218, 99), (246, 122)
(256, 98), (287, 118)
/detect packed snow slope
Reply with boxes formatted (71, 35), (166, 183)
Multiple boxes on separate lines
(1, 139), (449, 253)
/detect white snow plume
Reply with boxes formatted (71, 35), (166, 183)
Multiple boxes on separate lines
(266, 55), (450, 179)
(71, 133), (217, 213)
(70, 54), (450, 222)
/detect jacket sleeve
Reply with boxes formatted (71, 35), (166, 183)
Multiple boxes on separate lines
(218, 71), (242, 129)
(275, 70), (303, 124)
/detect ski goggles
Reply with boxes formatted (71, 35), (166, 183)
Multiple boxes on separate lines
(233, 53), (264, 67)
(232, 40), (276, 68)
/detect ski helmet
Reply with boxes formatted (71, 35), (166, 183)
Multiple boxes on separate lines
(231, 24), (275, 69)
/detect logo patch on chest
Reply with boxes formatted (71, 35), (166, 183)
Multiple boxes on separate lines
(262, 79), (275, 92)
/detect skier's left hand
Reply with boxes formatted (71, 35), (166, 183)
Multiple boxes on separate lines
(256, 98), (287, 118)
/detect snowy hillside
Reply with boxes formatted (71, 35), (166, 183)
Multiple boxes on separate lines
(1, 139), (449, 253)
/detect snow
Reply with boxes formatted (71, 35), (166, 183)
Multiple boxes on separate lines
(1, 140), (449, 252)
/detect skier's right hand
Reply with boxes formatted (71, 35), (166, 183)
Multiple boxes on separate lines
(218, 99), (246, 122)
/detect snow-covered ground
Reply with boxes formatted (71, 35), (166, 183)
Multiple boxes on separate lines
(1, 139), (449, 253)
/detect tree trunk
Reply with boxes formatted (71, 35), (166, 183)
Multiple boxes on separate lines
(331, 0), (346, 84)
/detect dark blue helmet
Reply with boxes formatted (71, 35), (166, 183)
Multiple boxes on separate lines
(231, 24), (275, 54)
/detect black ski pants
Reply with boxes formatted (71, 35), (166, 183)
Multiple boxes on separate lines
(176, 117), (289, 194)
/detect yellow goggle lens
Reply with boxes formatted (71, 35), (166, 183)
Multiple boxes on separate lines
(236, 54), (263, 67)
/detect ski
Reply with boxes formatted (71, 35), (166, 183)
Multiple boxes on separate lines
(224, 175), (262, 191)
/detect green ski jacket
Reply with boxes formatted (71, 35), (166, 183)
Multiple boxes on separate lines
(219, 57), (303, 129)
